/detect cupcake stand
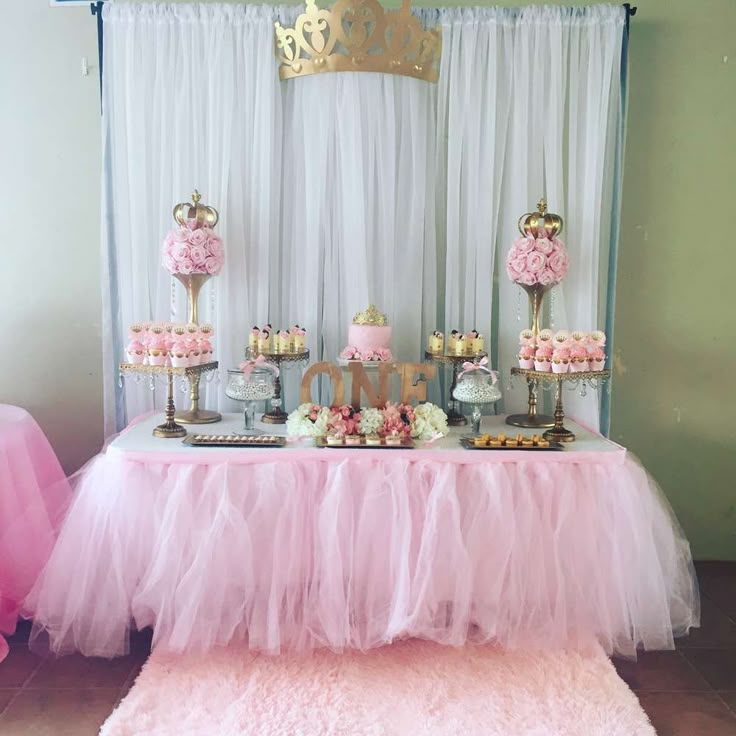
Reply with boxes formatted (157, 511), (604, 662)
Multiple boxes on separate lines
(256, 349), (310, 424)
(510, 367), (610, 443)
(424, 350), (488, 426)
(119, 362), (219, 438)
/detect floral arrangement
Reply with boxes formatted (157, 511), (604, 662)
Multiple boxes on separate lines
(339, 347), (393, 362)
(286, 402), (448, 441)
(161, 223), (224, 276)
(505, 235), (569, 286)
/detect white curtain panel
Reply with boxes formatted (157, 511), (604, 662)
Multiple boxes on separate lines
(101, 3), (625, 434)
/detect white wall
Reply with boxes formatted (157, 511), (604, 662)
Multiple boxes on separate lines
(0, 1), (102, 473)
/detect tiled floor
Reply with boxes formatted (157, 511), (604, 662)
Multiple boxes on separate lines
(0, 561), (735, 734)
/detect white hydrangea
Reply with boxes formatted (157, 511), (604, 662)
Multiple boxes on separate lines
(410, 402), (448, 440)
(286, 403), (330, 437)
(358, 407), (383, 436)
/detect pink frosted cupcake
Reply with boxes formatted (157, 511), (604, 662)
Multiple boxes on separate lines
(551, 348), (570, 373)
(199, 338), (213, 364)
(589, 347), (606, 371)
(537, 329), (554, 351)
(126, 339), (147, 365)
(518, 345), (535, 369)
(169, 340), (190, 368)
(552, 330), (571, 351)
(534, 345), (553, 372)
(147, 336), (168, 366)
(519, 329), (536, 348)
(588, 330), (606, 349)
(569, 344), (589, 372)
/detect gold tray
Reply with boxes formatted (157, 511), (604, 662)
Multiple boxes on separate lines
(459, 436), (563, 451)
(316, 437), (415, 450)
(183, 434), (286, 448)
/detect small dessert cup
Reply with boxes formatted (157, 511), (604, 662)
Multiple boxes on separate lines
(127, 349), (146, 365)
(590, 358), (605, 371)
(170, 350), (190, 368)
(551, 358), (569, 374)
(148, 348), (167, 367)
(518, 356), (535, 370)
(533, 359), (550, 372)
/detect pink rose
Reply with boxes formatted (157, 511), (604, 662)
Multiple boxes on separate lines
(358, 350), (375, 361)
(162, 255), (177, 274)
(177, 258), (194, 274)
(189, 245), (207, 267)
(172, 243), (191, 261)
(374, 348), (393, 361)
(173, 228), (189, 243)
(537, 268), (558, 286)
(204, 255), (222, 275)
(207, 235), (224, 259)
(547, 252), (568, 278)
(535, 238), (554, 255)
(517, 271), (536, 286)
(189, 228), (207, 247)
(515, 237), (535, 253)
(526, 251), (546, 273)
(340, 346), (357, 359)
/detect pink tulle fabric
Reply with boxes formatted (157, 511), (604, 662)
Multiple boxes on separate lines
(25, 436), (698, 660)
(0, 405), (71, 662)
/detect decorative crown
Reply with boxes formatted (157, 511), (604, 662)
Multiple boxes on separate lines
(352, 304), (388, 325)
(173, 190), (219, 228)
(517, 198), (564, 239)
(274, 0), (441, 83)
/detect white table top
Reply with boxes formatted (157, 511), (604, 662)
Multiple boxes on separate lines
(109, 413), (625, 465)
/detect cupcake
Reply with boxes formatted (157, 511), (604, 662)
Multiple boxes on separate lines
(534, 346), (553, 372)
(553, 330), (571, 350)
(569, 344), (589, 372)
(257, 330), (271, 354)
(248, 326), (260, 352)
(518, 345), (535, 370)
(126, 339), (147, 365)
(468, 331), (484, 354)
(128, 323), (145, 341)
(519, 329), (536, 348)
(447, 330), (459, 353)
(588, 330), (606, 348)
(551, 348), (570, 374)
(147, 336), (168, 366)
(428, 330), (444, 353)
(571, 331), (587, 346)
(276, 330), (291, 352)
(589, 346), (606, 371)
(454, 335), (467, 355)
(169, 340), (190, 368)
(292, 327), (306, 351)
(199, 337), (213, 364)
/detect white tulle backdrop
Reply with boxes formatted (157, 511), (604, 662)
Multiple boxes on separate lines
(101, 3), (626, 435)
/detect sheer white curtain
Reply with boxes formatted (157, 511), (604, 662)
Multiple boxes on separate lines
(101, 3), (626, 434)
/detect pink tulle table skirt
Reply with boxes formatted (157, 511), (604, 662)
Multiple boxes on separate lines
(25, 414), (698, 659)
(0, 405), (71, 662)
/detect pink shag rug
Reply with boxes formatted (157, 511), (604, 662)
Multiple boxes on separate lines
(101, 639), (654, 736)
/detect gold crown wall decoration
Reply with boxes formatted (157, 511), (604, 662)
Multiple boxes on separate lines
(275, 0), (441, 82)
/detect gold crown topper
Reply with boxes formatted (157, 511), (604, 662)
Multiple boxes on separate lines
(275, 0), (441, 82)
(517, 198), (563, 239)
(173, 190), (219, 229)
(353, 304), (388, 325)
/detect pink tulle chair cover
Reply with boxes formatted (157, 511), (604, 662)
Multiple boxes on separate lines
(0, 405), (71, 662)
(25, 433), (698, 659)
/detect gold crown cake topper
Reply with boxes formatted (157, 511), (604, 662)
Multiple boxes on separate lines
(274, 0), (441, 82)
(353, 304), (388, 325)
(173, 190), (219, 229)
(517, 198), (563, 239)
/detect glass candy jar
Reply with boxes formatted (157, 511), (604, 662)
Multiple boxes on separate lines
(225, 367), (276, 434)
(453, 369), (502, 434)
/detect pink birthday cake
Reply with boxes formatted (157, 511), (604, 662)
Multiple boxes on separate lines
(340, 305), (393, 361)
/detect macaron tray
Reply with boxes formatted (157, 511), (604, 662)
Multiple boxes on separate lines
(460, 433), (563, 451)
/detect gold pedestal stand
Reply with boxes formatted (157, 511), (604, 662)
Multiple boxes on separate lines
(510, 367), (610, 442)
(258, 349), (310, 424)
(506, 375), (555, 428)
(173, 273), (221, 424)
(424, 350), (488, 427)
(119, 362), (220, 438)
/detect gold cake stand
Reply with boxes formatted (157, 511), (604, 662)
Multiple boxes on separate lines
(424, 350), (487, 427)
(509, 367), (610, 442)
(257, 349), (310, 424)
(119, 362), (219, 438)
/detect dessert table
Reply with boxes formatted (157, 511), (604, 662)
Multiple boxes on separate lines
(25, 413), (698, 660)
(0, 405), (72, 662)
